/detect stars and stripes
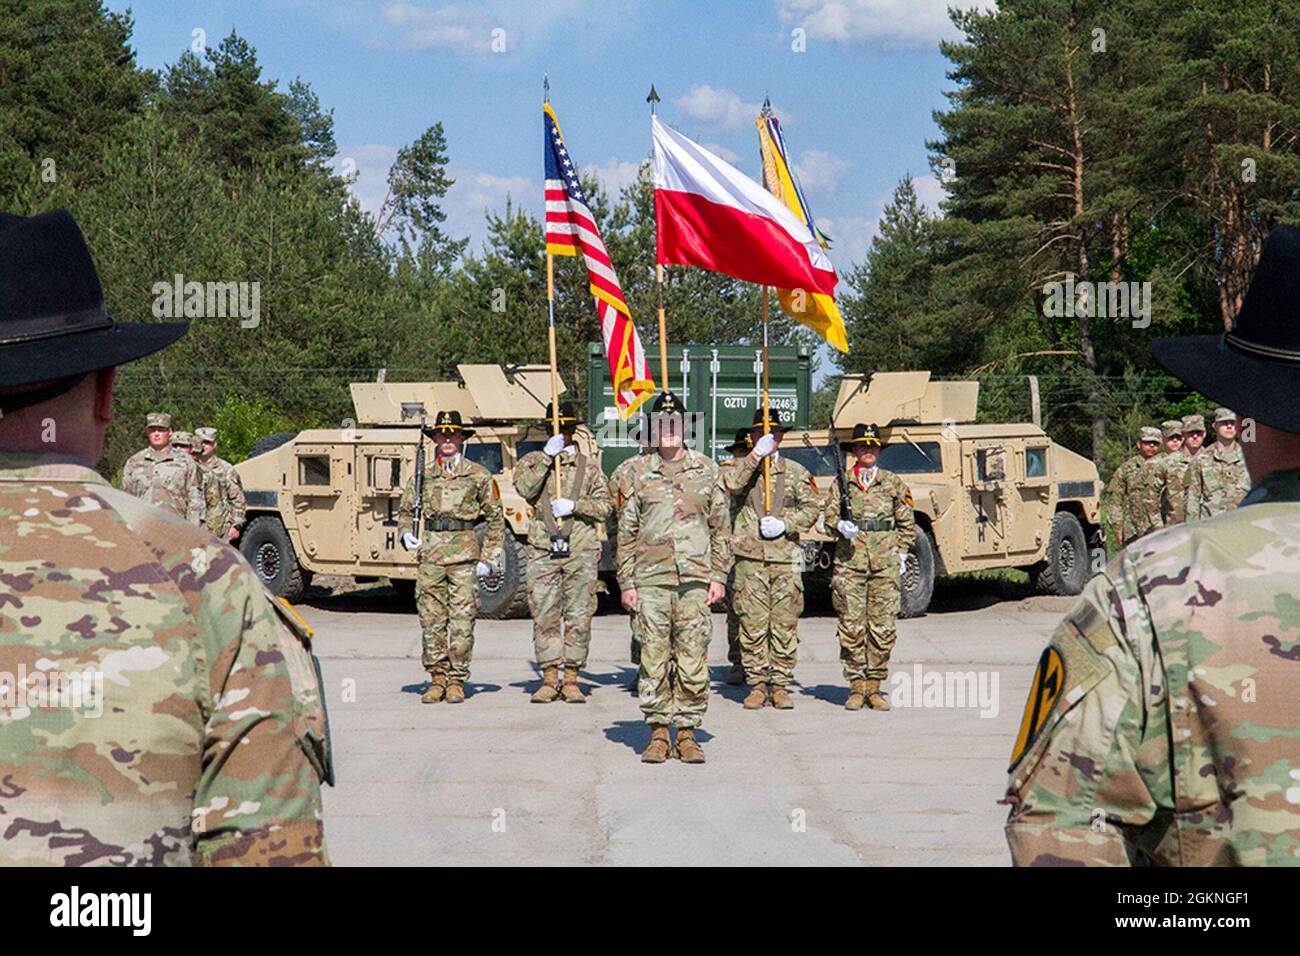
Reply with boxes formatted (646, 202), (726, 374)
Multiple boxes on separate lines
(544, 102), (655, 419)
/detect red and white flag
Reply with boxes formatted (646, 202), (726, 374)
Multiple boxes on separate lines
(652, 115), (839, 304)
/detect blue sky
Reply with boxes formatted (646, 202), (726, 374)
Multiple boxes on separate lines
(109, 0), (973, 273)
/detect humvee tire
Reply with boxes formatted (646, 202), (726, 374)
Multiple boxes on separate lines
(241, 515), (312, 603)
(900, 526), (936, 619)
(478, 532), (530, 619)
(248, 431), (299, 459)
(1033, 511), (1088, 596)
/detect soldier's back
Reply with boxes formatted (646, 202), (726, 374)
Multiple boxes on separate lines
(0, 453), (329, 866)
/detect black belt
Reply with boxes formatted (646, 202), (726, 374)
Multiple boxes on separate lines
(425, 517), (475, 532)
(862, 518), (895, 532)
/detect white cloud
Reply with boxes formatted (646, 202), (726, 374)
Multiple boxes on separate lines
(776, 0), (994, 48)
(911, 173), (947, 214)
(795, 149), (849, 195)
(586, 157), (642, 200)
(673, 85), (764, 132)
(818, 215), (878, 274)
(333, 144), (399, 218)
(444, 166), (536, 252)
(378, 2), (499, 54)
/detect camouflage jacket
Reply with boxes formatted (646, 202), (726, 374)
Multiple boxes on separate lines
(398, 450), (504, 568)
(0, 453), (330, 866)
(616, 449), (731, 591)
(1185, 441), (1251, 521)
(1104, 454), (1163, 546)
(822, 465), (916, 573)
(197, 455), (246, 536)
(721, 453), (821, 564)
(1004, 468), (1300, 866)
(120, 446), (205, 524)
(513, 448), (611, 554)
(1155, 448), (1197, 526)
(608, 453), (649, 510)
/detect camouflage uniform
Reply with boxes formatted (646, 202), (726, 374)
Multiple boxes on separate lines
(609, 453), (650, 664)
(617, 449), (731, 729)
(398, 450), (504, 684)
(1186, 441), (1251, 520)
(721, 452), (821, 689)
(121, 444), (204, 525)
(1104, 453), (1163, 546)
(513, 447), (611, 670)
(0, 453), (330, 866)
(1004, 468), (1300, 866)
(824, 465), (915, 684)
(194, 428), (246, 538)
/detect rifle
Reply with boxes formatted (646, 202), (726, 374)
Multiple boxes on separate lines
(401, 403), (427, 551)
(833, 433), (851, 521)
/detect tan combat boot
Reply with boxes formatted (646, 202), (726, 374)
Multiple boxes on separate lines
(743, 683), (768, 710)
(845, 679), (868, 711)
(421, 674), (447, 704)
(864, 679), (891, 711)
(444, 682), (466, 704)
(641, 726), (671, 764)
(675, 728), (706, 764)
(560, 667), (586, 704)
(530, 666), (561, 703)
(770, 685), (794, 710)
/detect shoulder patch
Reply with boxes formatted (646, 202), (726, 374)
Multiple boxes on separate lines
(1008, 645), (1064, 771)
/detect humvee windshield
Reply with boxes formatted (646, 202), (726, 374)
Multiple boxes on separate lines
(784, 441), (943, 476)
(464, 441), (503, 473)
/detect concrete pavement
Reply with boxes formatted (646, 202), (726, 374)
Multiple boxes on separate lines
(304, 586), (1071, 865)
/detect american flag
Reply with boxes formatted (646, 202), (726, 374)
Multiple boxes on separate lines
(544, 102), (654, 419)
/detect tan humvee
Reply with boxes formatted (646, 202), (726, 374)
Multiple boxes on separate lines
(781, 371), (1104, 617)
(234, 365), (598, 617)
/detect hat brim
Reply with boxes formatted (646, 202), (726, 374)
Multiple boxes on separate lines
(840, 438), (881, 449)
(0, 321), (189, 388)
(429, 426), (476, 438)
(1150, 335), (1298, 432)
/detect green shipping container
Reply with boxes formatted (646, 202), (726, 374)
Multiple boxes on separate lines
(586, 342), (812, 475)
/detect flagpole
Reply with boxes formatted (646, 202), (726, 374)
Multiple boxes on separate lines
(544, 76), (561, 498)
(647, 84), (669, 392)
(762, 285), (772, 512)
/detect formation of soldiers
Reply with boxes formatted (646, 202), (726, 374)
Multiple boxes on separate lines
(399, 392), (917, 764)
(120, 412), (247, 542)
(1103, 407), (1250, 548)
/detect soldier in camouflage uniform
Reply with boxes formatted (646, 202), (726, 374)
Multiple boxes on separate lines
(513, 401), (611, 704)
(1186, 408), (1251, 520)
(722, 410), (821, 710)
(721, 429), (752, 686)
(618, 392), (731, 764)
(823, 423), (916, 712)
(120, 411), (205, 524)
(399, 410), (505, 704)
(170, 430), (216, 531)
(1102, 426), (1163, 547)
(609, 418), (653, 674)
(1159, 413), (1205, 525)
(1005, 221), (1300, 866)
(194, 426), (246, 542)
(0, 208), (329, 865)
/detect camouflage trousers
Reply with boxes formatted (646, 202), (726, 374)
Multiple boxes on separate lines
(832, 565), (899, 682)
(733, 558), (803, 686)
(525, 547), (599, 669)
(636, 582), (712, 728)
(416, 559), (479, 681)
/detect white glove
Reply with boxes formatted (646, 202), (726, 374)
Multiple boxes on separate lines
(401, 531), (421, 551)
(476, 561), (494, 578)
(544, 434), (566, 457)
(551, 497), (575, 518)
(899, 552), (910, 576)
(759, 515), (786, 539)
(752, 433), (777, 458)
(836, 519), (860, 539)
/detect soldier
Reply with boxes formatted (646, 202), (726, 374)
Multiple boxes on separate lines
(720, 428), (752, 686)
(609, 417), (653, 673)
(513, 401), (611, 704)
(0, 208), (330, 865)
(169, 430), (213, 530)
(1150, 419), (1184, 526)
(1160, 413), (1206, 524)
(399, 410), (505, 705)
(1186, 407), (1252, 520)
(1102, 426), (1163, 547)
(722, 409), (821, 710)
(617, 392), (730, 764)
(194, 426), (246, 543)
(1004, 222), (1300, 865)
(120, 410), (205, 523)
(823, 423), (916, 712)
(1158, 419), (1184, 458)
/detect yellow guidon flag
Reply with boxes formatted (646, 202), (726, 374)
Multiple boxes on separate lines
(756, 106), (848, 353)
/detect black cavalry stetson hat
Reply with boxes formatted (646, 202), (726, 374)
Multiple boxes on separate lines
(0, 209), (188, 389)
(749, 406), (788, 432)
(651, 390), (687, 415)
(544, 400), (581, 426)
(1152, 224), (1300, 434)
(839, 422), (882, 448)
(724, 427), (752, 454)
(428, 409), (475, 437)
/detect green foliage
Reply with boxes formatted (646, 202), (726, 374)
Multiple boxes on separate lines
(209, 396), (310, 463)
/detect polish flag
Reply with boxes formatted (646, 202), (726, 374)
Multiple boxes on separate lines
(651, 115), (838, 300)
